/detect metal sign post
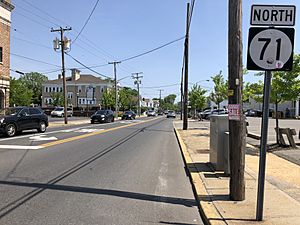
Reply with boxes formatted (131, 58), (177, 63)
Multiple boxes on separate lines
(247, 4), (296, 221)
(256, 71), (272, 221)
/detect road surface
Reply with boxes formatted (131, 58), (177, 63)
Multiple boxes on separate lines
(0, 117), (203, 225)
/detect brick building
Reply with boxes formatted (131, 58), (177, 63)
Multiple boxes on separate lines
(0, 0), (14, 109)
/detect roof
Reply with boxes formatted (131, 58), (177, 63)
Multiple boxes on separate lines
(43, 74), (112, 85)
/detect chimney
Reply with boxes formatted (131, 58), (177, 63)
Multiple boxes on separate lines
(71, 69), (81, 81)
(58, 74), (62, 79)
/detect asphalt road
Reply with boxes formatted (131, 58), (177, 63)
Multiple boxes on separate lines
(0, 117), (203, 225)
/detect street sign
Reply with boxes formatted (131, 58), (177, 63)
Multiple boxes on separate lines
(247, 27), (295, 71)
(228, 104), (240, 121)
(251, 5), (296, 26)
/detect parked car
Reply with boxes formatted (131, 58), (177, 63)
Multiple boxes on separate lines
(167, 110), (176, 118)
(198, 109), (212, 120)
(147, 110), (156, 117)
(122, 111), (136, 120)
(91, 110), (114, 123)
(50, 107), (73, 117)
(206, 109), (227, 119)
(245, 109), (262, 117)
(0, 107), (48, 137)
(164, 110), (169, 115)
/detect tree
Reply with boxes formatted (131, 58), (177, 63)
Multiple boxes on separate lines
(119, 87), (138, 111)
(209, 71), (227, 109)
(101, 89), (114, 109)
(160, 94), (177, 110)
(9, 78), (33, 106)
(19, 72), (48, 105)
(50, 92), (64, 107)
(246, 54), (300, 145)
(189, 84), (207, 115)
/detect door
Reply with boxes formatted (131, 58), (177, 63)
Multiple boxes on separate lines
(17, 108), (31, 130)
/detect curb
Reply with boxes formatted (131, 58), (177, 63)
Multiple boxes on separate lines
(173, 127), (226, 225)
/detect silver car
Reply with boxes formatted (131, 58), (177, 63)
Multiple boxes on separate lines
(51, 107), (73, 117)
(167, 110), (176, 118)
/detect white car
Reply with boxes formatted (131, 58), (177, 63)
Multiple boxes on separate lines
(51, 107), (73, 117)
(147, 110), (156, 117)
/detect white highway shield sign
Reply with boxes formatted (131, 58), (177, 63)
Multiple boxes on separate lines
(247, 27), (294, 71)
(251, 5), (296, 26)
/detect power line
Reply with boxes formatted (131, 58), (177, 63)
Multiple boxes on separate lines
(11, 36), (52, 50)
(119, 36), (185, 62)
(10, 53), (61, 68)
(73, 0), (101, 44)
(14, 11), (51, 29)
(141, 83), (180, 89)
(66, 53), (112, 79)
(14, 2), (61, 27)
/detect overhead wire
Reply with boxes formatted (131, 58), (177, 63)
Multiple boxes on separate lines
(10, 53), (61, 68)
(65, 53), (112, 79)
(119, 36), (186, 63)
(72, 0), (101, 44)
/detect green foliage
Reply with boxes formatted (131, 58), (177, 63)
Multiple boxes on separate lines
(50, 92), (64, 106)
(248, 54), (300, 105)
(9, 78), (33, 106)
(188, 84), (207, 110)
(101, 89), (115, 109)
(160, 94), (177, 110)
(243, 81), (264, 103)
(19, 72), (48, 105)
(119, 87), (138, 111)
(209, 71), (227, 108)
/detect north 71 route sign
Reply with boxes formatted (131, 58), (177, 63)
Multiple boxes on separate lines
(247, 27), (295, 71)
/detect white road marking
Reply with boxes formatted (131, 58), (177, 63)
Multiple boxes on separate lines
(29, 135), (58, 141)
(0, 145), (43, 150)
(0, 118), (147, 142)
(74, 129), (103, 133)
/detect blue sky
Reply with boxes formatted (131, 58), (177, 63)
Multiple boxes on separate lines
(10, 0), (300, 100)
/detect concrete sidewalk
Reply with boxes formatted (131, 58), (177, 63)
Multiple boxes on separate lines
(174, 120), (300, 225)
(49, 118), (90, 128)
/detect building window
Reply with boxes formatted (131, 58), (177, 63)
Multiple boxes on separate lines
(45, 87), (48, 92)
(0, 47), (2, 63)
(60, 87), (63, 92)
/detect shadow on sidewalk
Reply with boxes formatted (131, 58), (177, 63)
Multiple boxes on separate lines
(198, 194), (230, 201)
(187, 162), (213, 173)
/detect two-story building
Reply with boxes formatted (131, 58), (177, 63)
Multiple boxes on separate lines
(42, 69), (113, 109)
(141, 98), (159, 109)
(0, 0), (14, 109)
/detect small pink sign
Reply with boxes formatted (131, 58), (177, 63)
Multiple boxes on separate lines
(228, 104), (241, 121)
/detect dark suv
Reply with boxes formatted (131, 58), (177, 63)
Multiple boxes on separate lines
(91, 110), (114, 123)
(0, 107), (49, 137)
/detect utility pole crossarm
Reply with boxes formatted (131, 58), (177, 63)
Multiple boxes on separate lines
(51, 26), (72, 125)
(108, 61), (121, 119)
(132, 72), (143, 117)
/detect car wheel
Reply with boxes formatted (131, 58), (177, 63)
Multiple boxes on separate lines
(61, 114), (64, 117)
(37, 121), (47, 133)
(91, 120), (95, 124)
(6, 123), (17, 137)
(112, 117), (114, 122)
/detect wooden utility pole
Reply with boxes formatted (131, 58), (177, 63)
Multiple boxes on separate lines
(132, 72), (143, 117)
(51, 27), (72, 124)
(109, 61), (121, 119)
(183, 3), (190, 130)
(228, 0), (245, 200)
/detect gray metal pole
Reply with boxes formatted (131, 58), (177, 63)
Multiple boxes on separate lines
(256, 70), (272, 221)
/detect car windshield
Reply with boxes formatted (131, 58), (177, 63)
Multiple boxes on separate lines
(96, 110), (107, 115)
(168, 111), (174, 113)
(125, 111), (133, 115)
(0, 108), (22, 116)
(54, 108), (64, 111)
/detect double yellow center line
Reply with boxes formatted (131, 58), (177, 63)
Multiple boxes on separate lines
(41, 117), (161, 148)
